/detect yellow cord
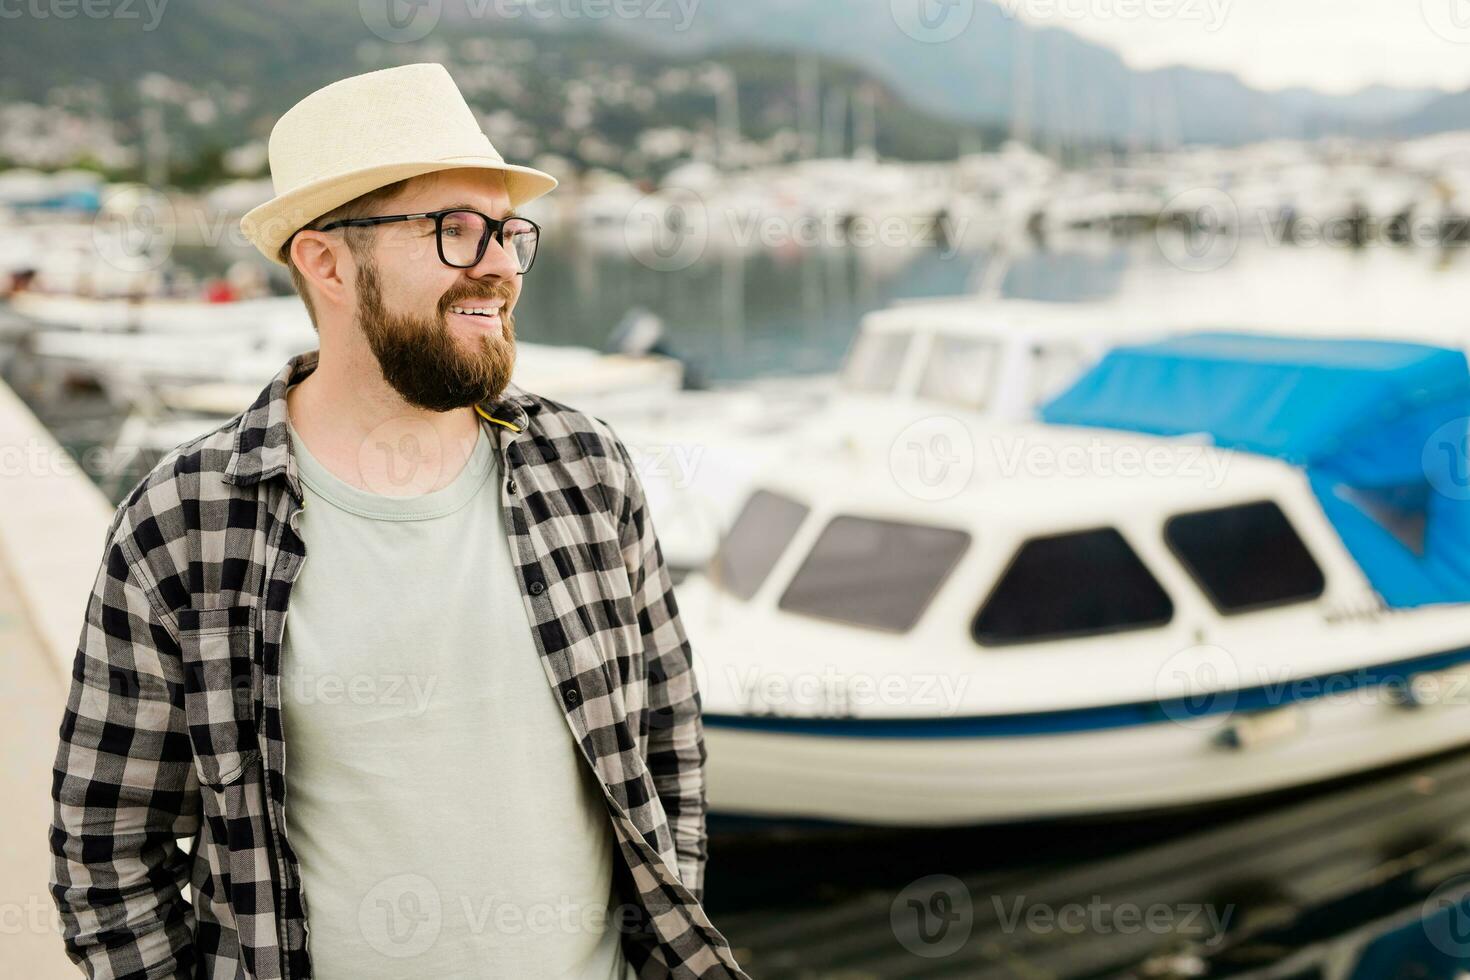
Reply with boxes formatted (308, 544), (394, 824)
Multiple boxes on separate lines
(474, 403), (521, 432)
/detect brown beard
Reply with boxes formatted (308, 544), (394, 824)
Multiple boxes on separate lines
(355, 258), (518, 413)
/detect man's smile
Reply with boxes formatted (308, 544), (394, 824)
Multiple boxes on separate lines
(448, 301), (505, 333)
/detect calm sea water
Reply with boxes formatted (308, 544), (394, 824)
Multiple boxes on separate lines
(486, 234), (1470, 380)
(169, 231), (1470, 387)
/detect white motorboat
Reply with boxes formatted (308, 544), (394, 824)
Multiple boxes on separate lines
(612, 298), (1161, 572)
(674, 331), (1470, 824)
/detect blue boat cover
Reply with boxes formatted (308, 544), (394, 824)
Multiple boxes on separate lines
(1041, 332), (1470, 608)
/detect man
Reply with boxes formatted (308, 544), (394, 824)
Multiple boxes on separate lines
(49, 63), (749, 980)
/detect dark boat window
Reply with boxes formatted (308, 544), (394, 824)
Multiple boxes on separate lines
(1165, 500), (1325, 614)
(709, 490), (810, 599)
(779, 516), (970, 632)
(973, 528), (1173, 646)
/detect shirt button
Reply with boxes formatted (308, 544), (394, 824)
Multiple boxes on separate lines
(506, 479), (517, 494)
(528, 579), (545, 595)
(562, 685), (581, 707)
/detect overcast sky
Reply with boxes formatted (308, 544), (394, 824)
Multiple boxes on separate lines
(997, 0), (1470, 93)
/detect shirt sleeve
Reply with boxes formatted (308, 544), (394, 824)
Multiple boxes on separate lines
(50, 510), (201, 979)
(612, 437), (709, 904)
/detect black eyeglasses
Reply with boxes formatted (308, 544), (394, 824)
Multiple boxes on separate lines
(314, 208), (541, 273)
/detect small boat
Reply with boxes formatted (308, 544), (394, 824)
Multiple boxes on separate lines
(612, 298), (1159, 572)
(675, 331), (1470, 824)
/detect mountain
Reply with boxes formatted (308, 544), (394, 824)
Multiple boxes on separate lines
(0, 0), (1463, 178)
(1392, 88), (1470, 137)
(599, 0), (1455, 145)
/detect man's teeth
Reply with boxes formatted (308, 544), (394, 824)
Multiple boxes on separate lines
(450, 305), (500, 316)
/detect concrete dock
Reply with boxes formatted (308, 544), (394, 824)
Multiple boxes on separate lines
(0, 376), (113, 978)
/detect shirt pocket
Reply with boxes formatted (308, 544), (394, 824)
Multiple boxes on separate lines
(178, 605), (261, 787)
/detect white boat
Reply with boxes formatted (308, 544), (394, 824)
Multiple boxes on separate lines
(674, 331), (1470, 824)
(612, 298), (1161, 572)
(9, 292), (302, 334)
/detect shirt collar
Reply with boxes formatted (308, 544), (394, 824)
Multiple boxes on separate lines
(223, 349), (533, 494)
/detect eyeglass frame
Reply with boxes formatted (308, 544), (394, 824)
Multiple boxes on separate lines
(310, 208), (542, 273)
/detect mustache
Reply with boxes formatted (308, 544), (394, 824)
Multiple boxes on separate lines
(438, 282), (516, 315)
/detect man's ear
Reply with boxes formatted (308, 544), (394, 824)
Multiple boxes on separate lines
(292, 231), (354, 311)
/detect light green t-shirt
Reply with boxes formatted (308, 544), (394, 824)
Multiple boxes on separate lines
(281, 416), (634, 979)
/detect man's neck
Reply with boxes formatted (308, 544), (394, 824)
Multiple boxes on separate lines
(285, 348), (482, 497)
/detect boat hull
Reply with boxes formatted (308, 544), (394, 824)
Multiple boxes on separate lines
(703, 659), (1470, 824)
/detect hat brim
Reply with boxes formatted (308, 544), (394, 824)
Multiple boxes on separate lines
(240, 157), (558, 266)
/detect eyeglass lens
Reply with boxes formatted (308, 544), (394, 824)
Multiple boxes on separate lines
(440, 211), (538, 271)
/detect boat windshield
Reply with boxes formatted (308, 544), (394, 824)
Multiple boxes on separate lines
(840, 330), (911, 395)
(708, 490), (810, 599)
(917, 335), (1002, 411)
(778, 516), (970, 632)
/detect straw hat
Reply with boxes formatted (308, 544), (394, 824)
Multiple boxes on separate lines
(239, 63), (557, 265)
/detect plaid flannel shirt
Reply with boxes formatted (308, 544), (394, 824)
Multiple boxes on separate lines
(49, 349), (750, 980)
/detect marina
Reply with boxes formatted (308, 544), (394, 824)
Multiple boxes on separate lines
(8, 10), (1470, 974)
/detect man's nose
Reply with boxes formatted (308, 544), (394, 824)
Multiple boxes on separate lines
(466, 232), (521, 281)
